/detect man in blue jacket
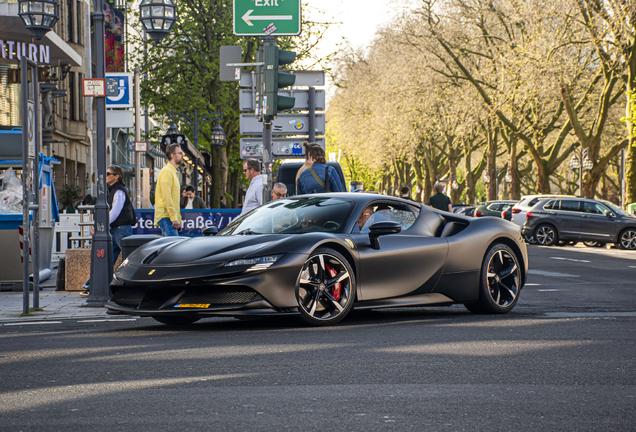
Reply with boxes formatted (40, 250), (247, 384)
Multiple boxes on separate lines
(297, 145), (344, 194)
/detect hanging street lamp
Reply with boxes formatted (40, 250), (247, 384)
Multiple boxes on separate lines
(17, 0), (59, 40)
(210, 123), (226, 149)
(139, 0), (177, 43)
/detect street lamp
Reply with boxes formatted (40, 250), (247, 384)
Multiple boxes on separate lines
(483, 166), (509, 199)
(17, 0), (59, 40)
(139, 0), (177, 43)
(166, 109), (224, 199)
(160, 122), (186, 150)
(569, 146), (593, 195)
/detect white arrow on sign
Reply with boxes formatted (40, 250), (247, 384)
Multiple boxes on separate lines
(242, 9), (293, 26)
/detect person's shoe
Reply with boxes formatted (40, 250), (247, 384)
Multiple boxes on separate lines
(79, 291), (89, 297)
(81, 282), (90, 290)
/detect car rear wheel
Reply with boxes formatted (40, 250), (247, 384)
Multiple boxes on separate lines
(535, 224), (557, 246)
(465, 244), (521, 314)
(619, 228), (636, 250)
(152, 316), (200, 325)
(523, 233), (537, 244)
(296, 248), (356, 326)
(584, 241), (605, 248)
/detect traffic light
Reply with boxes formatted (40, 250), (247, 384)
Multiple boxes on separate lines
(255, 46), (263, 120)
(263, 41), (296, 121)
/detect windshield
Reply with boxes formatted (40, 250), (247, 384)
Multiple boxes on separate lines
(600, 200), (630, 217)
(219, 197), (354, 235)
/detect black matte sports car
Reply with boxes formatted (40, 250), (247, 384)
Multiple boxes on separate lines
(106, 193), (529, 326)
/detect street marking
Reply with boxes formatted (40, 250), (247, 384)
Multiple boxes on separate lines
(77, 319), (137, 323)
(550, 257), (591, 263)
(544, 312), (636, 318)
(629, 266), (636, 269)
(3, 321), (63, 326)
(525, 283), (541, 286)
(528, 270), (580, 277)
(538, 289), (559, 292)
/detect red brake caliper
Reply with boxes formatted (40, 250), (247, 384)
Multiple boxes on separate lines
(326, 264), (341, 301)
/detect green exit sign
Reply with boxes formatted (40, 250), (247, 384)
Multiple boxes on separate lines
(233, 0), (301, 36)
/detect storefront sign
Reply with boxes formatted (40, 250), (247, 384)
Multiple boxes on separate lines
(0, 40), (50, 64)
(132, 209), (241, 236)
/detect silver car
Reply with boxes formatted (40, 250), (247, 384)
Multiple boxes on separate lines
(522, 197), (636, 249)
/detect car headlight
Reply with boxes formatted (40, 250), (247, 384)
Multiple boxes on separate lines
(225, 255), (282, 272)
(117, 258), (129, 270)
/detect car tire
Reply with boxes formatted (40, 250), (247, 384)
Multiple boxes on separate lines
(152, 316), (200, 325)
(618, 228), (636, 250)
(534, 224), (558, 246)
(584, 241), (605, 248)
(465, 243), (522, 314)
(295, 248), (356, 326)
(523, 233), (537, 244)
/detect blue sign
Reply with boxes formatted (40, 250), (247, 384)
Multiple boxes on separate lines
(105, 72), (133, 108)
(132, 209), (241, 236)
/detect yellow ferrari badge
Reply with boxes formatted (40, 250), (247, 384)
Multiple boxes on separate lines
(148, 269), (156, 275)
(345, 239), (354, 249)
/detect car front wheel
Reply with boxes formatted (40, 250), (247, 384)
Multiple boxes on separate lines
(619, 228), (636, 250)
(296, 248), (356, 326)
(535, 224), (557, 246)
(465, 243), (522, 314)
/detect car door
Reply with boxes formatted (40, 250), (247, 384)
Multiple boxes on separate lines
(350, 202), (448, 300)
(580, 201), (619, 241)
(553, 200), (583, 240)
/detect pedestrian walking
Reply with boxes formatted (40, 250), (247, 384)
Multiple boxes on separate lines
(80, 165), (135, 296)
(240, 158), (263, 216)
(295, 142), (316, 191)
(296, 146), (344, 195)
(271, 182), (287, 201)
(180, 185), (206, 209)
(154, 143), (183, 236)
(429, 183), (452, 212)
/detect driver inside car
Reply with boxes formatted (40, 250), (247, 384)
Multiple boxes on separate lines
(357, 204), (391, 233)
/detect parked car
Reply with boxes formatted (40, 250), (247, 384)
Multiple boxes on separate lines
(454, 205), (478, 217)
(509, 195), (573, 242)
(522, 197), (636, 250)
(475, 200), (517, 217)
(275, 160), (347, 196)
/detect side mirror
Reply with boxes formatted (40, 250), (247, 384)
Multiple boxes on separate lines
(202, 226), (218, 236)
(368, 221), (401, 250)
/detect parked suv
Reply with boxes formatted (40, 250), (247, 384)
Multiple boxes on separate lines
(522, 197), (636, 249)
(509, 194), (573, 242)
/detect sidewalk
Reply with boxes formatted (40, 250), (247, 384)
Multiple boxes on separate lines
(0, 269), (108, 323)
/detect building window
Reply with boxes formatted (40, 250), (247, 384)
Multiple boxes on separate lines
(76, 1), (82, 45)
(68, 72), (76, 120)
(67, 0), (74, 43)
(77, 73), (83, 121)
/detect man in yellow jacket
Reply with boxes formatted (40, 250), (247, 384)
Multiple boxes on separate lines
(154, 143), (184, 236)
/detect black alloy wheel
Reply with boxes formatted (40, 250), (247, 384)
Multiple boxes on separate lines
(619, 228), (636, 250)
(535, 224), (557, 246)
(465, 243), (521, 314)
(152, 316), (200, 325)
(296, 248), (355, 326)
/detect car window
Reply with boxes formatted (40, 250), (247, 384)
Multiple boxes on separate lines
(560, 200), (581, 212)
(543, 200), (556, 210)
(582, 201), (604, 214)
(487, 203), (500, 211)
(352, 202), (418, 234)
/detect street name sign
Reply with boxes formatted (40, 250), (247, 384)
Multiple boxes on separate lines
(240, 113), (325, 135)
(82, 79), (105, 97)
(240, 89), (325, 111)
(233, 0), (301, 37)
(240, 137), (326, 160)
(240, 69), (324, 87)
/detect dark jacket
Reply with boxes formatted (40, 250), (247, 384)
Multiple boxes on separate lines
(107, 182), (136, 227)
(180, 196), (206, 209)
(429, 192), (451, 212)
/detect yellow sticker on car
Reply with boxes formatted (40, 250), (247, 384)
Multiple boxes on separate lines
(175, 304), (210, 308)
(345, 239), (355, 249)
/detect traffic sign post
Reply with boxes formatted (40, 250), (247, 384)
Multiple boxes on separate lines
(233, 0), (301, 36)
(240, 113), (326, 135)
(239, 89), (325, 111)
(240, 137), (326, 160)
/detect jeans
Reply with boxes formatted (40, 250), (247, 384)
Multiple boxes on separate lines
(158, 217), (179, 237)
(83, 224), (133, 289)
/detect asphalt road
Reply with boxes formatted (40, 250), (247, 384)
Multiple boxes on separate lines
(1, 245), (635, 431)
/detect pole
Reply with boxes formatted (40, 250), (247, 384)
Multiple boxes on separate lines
(192, 109), (199, 191)
(32, 64), (40, 309)
(134, 67), (142, 208)
(621, 148), (626, 208)
(308, 87), (315, 143)
(87, 0), (114, 306)
(20, 56), (30, 315)
(262, 121), (272, 204)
